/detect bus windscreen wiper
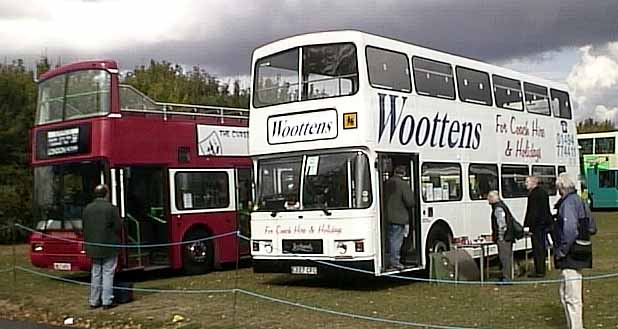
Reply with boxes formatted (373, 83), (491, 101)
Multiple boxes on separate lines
(320, 205), (332, 216)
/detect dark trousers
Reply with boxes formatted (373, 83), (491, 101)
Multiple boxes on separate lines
(531, 228), (547, 275)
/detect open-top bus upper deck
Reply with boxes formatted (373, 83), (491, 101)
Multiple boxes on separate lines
(30, 60), (252, 273)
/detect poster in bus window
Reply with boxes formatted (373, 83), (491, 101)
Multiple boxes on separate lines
(306, 156), (320, 176)
(441, 182), (450, 200)
(433, 187), (443, 201)
(183, 193), (193, 209)
(424, 183), (434, 201)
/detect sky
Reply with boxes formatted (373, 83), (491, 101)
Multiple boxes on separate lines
(1, 0), (617, 122)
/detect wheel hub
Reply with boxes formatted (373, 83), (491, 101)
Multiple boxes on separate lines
(187, 242), (208, 263)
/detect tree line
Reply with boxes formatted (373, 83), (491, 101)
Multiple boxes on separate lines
(0, 58), (249, 243)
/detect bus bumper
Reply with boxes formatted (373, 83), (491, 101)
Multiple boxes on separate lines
(252, 258), (374, 275)
(30, 252), (91, 272)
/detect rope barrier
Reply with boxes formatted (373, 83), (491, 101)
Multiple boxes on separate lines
(313, 259), (618, 285)
(14, 266), (234, 294)
(10, 265), (479, 329)
(16, 224), (239, 248)
(15, 226), (618, 284)
(235, 289), (478, 329)
(237, 233), (618, 285)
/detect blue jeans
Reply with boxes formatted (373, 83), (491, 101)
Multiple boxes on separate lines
(388, 224), (406, 267)
(90, 255), (118, 306)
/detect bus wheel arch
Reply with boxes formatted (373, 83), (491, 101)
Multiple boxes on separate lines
(425, 220), (453, 258)
(181, 224), (215, 275)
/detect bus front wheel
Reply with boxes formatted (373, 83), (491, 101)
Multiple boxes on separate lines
(182, 228), (214, 275)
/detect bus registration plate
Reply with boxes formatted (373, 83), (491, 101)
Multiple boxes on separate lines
(53, 262), (71, 271)
(291, 266), (317, 275)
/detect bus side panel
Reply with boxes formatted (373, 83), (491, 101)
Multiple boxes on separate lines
(170, 212), (241, 269)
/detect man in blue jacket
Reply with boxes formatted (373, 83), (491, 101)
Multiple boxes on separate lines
(554, 173), (592, 329)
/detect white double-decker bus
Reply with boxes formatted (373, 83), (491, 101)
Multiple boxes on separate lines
(249, 31), (579, 276)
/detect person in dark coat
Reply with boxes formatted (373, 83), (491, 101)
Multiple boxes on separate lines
(524, 176), (553, 277)
(383, 165), (414, 270)
(488, 191), (514, 283)
(83, 185), (122, 310)
(554, 173), (593, 329)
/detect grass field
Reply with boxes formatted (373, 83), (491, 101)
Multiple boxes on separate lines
(1, 212), (617, 329)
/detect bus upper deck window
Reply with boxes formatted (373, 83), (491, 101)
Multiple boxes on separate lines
(524, 82), (550, 116)
(456, 66), (492, 106)
(493, 75), (523, 111)
(302, 43), (358, 100)
(366, 46), (411, 92)
(412, 57), (455, 100)
(550, 88), (572, 119)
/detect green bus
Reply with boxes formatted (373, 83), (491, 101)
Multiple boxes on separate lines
(578, 131), (618, 209)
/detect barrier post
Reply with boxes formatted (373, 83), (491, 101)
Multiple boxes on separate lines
(231, 231), (242, 328)
(10, 218), (17, 285)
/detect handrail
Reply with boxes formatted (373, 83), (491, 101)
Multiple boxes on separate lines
(125, 213), (142, 267)
(121, 108), (249, 120)
(147, 214), (167, 224)
(119, 84), (249, 121)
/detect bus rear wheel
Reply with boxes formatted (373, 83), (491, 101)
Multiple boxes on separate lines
(182, 228), (214, 275)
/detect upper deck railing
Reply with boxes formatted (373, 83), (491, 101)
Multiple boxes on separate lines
(119, 84), (249, 123)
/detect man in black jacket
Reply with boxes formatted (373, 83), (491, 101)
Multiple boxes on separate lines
(524, 176), (553, 277)
(83, 185), (122, 310)
(383, 165), (414, 270)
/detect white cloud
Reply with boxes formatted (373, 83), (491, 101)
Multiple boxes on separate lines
(0, 0), (203, 53)
(566, 43), (618, 123)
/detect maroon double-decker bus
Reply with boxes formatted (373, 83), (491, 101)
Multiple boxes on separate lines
(29, 60), (252, 274)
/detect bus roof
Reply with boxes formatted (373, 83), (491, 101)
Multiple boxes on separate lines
(39, 60), (118, 82)
(578, 130), (618, 138)
(251, 30), (568, 91)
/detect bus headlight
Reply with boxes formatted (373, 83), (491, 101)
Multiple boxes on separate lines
(32, 243), (44, 252)
(354, 241), (364, 253)
(252, 240), (273, 253)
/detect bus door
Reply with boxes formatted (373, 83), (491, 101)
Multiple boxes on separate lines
(235, 167), (252, 255)
(121, 166), (169, 269)
(378, 153), (421, 272)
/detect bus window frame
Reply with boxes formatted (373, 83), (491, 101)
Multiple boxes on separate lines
(550, 88), (572, 119)
(252, 42), (360, 109)
(170, 169), (235, 214)
(36, 68), (113, 125)
(531, 164), (558, 196)
(523, 82), (551, 117)
(594, 136), (616, 154)
(492, 74), (524, 112)
(411, 56), (456, 101)
(420, 161), (463, 203)
(455, 66), (493, 107)
(500, 164), (530, 198)
(254, 148), (374, 212)
(468, 162), (499, 201)
(365, 45), (412, 94)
